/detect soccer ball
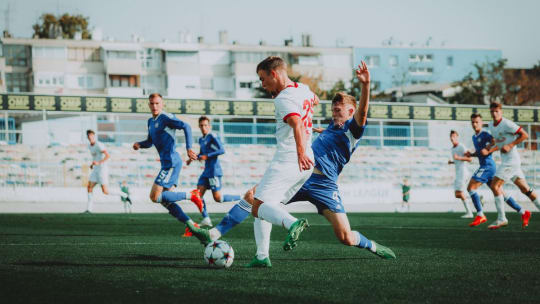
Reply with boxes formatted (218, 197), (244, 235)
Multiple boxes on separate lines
(204, 240), (234, 268)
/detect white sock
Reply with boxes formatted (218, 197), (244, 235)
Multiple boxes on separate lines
(87, 193), (93, 211)
(533, 198), (540, 210)
(494, 195), (507, 221)
(519, 208), (526, 215)
(209, 227), (221, 241)
(477, 211), (484, 217)
(254, 218), (272, 260)
(257, 203), (297, 229)
(461, 199), (472, 214)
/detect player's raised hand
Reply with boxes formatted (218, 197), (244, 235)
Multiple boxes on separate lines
(133, 142), (140, 150)
(356, 61), (370, 84)
(187, 149), (198, 160)
(298, 153), (314, 172)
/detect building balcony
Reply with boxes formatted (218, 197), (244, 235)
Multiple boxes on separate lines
(105, 59), (142, 75)
(105, 87), (143, 97)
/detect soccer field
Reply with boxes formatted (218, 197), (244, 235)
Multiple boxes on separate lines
(1, 212), (539, 303)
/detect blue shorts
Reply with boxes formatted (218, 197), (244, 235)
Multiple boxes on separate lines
(197, 176), (222, 191)
(286, 173), (345, 214)
(154, 165), (181, 189)
(471, 165), (496, 184)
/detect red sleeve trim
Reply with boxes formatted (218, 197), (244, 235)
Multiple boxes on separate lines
(283, 112), (300, 122)
(514, 126), (522, 135)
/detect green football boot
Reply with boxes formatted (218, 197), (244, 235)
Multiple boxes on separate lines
(245, 255), (272, 268)
(370, 241), (396, 259)
(283, 218), (309, 251)
(186, 222), (211, 245)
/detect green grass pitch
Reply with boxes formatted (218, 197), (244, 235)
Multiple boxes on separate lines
(1, 212), (539, 303)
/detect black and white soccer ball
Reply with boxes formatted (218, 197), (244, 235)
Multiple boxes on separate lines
(204, 240), (234, 268)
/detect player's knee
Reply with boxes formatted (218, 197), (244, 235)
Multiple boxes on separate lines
(213, 192), (222, 202)
(243, 188), (255, 203)
(338, 231), (355, 246)
(251, 201), (261, 218)
(149, 193), (159, 203)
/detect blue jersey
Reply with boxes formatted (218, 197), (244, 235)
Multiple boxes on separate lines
(137, 111), (193, 168)
(198, 133), (224, 177)
(472, 130), (495, 168)
(312, 118), (366, 182)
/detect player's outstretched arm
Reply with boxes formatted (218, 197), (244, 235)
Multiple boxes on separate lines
(287, 115), (314, 171)
(135, 134), (152, 150)
(165, 116), (197, 159)
(353, 61), (370, 128)
(205, 135), (225, 158)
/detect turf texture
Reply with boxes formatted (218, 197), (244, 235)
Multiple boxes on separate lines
(1, 212), (539, 303)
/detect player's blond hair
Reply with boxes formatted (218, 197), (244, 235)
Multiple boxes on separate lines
(332, 92), (357, 108)
(256, 56), (287, 73)
(148, 93), (162, 101)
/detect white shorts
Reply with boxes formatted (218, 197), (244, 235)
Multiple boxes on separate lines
(89, 166), (109, 185)
(454, 172), (467, 192)
(495, 164), (525, 182)
(254, 156), (313, 205)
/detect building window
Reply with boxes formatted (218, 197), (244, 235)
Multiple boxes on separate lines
(389, 55), (399, 67)
(106, 50), (136, 60)
(447, 56), (454, 67)
(109, 75), (139, 88)
(409, 67), (434, 75)
(239, 82), (252, 89)
(6, 73), (30, 92)
(365, 55), (380, 67)
(4, 45), (30, 67)
(68, 47), (100, 61)
(36, 73), (64, 87)
(33, 47), (66, 59)
(408, 54), (433, 63)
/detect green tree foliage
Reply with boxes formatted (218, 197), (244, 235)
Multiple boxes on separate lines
(33, 13), (92, 39)
(450, 59), (507, 105)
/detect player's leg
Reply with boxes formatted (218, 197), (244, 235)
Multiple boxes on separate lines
(191, 186), (256, 244)
(456, 190), (473, 218)
(513, 176), (535, 228)
(86, 181), (97, 213)
(489, 176), (508, 229)
(323, 210), (396, 259)
(467, 178), (487, 226)
(251, 161), (312, 251)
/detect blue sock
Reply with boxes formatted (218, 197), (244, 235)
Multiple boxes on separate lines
(201, 199), (209, 218)
(469, 191), (483, 213)
(161, 191), (187, 203)
(352, 230), (372, 250)
(216, 199), (251, 235)
(163, 201), (190, 223)
(221, 194), (241, 203)
(504, 196), (522, 212)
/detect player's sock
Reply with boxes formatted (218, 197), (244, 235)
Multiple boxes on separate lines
(352, 230), (374, 252)
(257, 203), (296, 229)
(220, 194), (241, 203)
(254, 218), (272, 260)
(87, 193), (93, 212)
(504, 196), (523, 213)
(215, 199), (251, 236)
(494, 195), (507, 221)
(158, 193), (190, 223)
(533, 198), (540, 210)
(161, 191), (187, 202)
(469, 191), (484, 216)
(201, 199), (209, 218)
(461, 198), (472, 214)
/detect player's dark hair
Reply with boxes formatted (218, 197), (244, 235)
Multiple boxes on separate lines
(450, 130), (458, 136)
(471, 113), (482, 119)
(256, 56), (286, 73)
(489, 102), (502, 110)
(86, 129), (95, 136)
(332, 92), (357, 107)
(148, 93), (162, 101)
(199, 116), (210, 124)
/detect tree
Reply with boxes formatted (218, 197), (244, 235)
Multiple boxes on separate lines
(450, 59), (508, 105)
(503, 60), (540, 106)
(254, 68), (323, 99)
(33, 13), (92, 39)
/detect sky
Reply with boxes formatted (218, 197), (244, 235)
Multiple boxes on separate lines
(1, 0), (539, 68)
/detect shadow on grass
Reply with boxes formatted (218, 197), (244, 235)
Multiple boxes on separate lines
(0, 233), (126, 237)
(13, 260), (220, 270)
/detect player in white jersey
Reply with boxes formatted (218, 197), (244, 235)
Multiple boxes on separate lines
(448, 130), (474, 218)
(486, 102), (537, 229)
(85, 130), (131, 213)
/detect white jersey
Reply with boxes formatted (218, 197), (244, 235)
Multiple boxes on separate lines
(88, 141), (107, 168)
(273, 82), (316, 160)
(451, 143), (468, 176)
(488, 118), (522, 166)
